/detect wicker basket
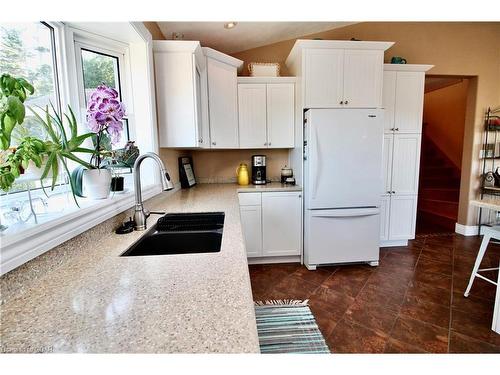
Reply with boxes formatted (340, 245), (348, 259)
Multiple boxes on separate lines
(248, 62), (280, 77)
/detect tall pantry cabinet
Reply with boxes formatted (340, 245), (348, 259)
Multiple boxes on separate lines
(380, 64), (433, 246)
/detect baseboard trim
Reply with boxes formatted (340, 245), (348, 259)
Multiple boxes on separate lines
(247, 256), (301, 265)
(380, 240), (408, 247)
(455, 223), (479, 236)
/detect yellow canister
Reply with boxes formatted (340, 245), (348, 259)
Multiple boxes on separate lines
(236, 163), (250, 186)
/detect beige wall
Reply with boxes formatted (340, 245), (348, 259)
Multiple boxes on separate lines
(232, 22), (500, 226)
(423, 80), (469, 169)
(191, 149), (289, 182)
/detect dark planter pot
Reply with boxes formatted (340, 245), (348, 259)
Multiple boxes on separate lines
(111, 176), (124, 192)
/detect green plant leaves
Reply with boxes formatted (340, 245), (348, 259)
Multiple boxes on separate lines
(0, 74), (35, 150)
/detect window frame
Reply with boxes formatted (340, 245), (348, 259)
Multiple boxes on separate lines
(0, 22), (65, 196)
(72, 32), (135, 145)
(1, 22), (165, 276)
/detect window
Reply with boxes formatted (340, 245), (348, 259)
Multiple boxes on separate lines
(75, 42), (130, 150)
(0, 22), (62, 195)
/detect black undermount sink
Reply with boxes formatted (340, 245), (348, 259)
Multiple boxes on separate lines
(120, 212), (224, 257)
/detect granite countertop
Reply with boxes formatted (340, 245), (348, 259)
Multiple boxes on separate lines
(0, 184), (260, 353)
(237, 182), (302, 193)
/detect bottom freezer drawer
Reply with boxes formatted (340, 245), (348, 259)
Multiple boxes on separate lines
(305, 209), (380, 265)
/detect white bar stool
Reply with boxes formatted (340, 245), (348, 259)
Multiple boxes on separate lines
(464, 226), (500, 297)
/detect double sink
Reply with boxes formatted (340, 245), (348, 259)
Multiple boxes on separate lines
(121, 212), (224, 257)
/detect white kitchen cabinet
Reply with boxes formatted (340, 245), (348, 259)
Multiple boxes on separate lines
(380, 195), (391, 241)
(295, 41), (393, 109)
(388, 194), (418, 240)
(153, 41), (208, 148)
(262, 192), (302, 256)
(382, 71), (397, 133)
(380, 64), (433, 246)
(383, 66), (430, 134)
(382, 133), (394, 193)
(238, 84), (267, 148)
(238, 191), (302, 259)
(391, 133), (422, 195)
(267, 83), (295, 148)
(237, 79), (295, 149)
(394, 72), (426, 133)
(304, 48), (344, 108)
(343, 49), (384, 108)
(239, 205), (262, 257)
(204, 47), (243, 148)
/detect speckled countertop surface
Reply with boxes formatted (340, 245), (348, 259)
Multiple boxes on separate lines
(0, 184), (260, 353)
(237, 182), (302, 193)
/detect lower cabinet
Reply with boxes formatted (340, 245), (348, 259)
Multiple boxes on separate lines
(239, 204), (262, 257)
(380, 193), (417, 245)
(239, 191), (302, 258)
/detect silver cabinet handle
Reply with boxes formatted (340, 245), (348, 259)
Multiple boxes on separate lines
(298, 194), (302, 198)
(387, 191), (391, 194)
(345, 100), (349, 105)
(264, 142), (268, 146)
(199, 138), (203, 143)
(394, 128), (399, 131)
(392, 191), (396, 194)
(212, 141), (216, 145)
(268, 142), (271, 146)
(340, 101), (344, 105)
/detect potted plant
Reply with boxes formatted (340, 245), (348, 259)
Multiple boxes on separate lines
(81, 85), (126, 199)
(0, 74), (34, 151)
(0, 74), (98, 210)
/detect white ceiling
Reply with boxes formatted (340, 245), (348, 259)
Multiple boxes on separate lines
(156, 22), (354, 54)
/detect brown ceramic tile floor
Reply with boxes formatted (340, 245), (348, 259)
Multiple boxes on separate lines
(249, 234), (500, 353)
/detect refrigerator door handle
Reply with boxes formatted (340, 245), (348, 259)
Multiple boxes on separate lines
(311, 124), (320, 200)
(312, 207), (380, 218)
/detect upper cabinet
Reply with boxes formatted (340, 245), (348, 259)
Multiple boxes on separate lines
(237, 77), (295, 149)
(286, 40), (394, 109)
(153, 41), (208, 148)
(383, 64), (434, 134)
(153, 43), (242, 149)
(203, 47), (243, 148)
(304, 49), (344, 108)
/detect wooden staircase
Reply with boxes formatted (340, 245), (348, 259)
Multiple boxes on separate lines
(417, 131), (461, 233)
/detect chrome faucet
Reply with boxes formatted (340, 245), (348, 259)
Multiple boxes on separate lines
(133, 152), (174, 230)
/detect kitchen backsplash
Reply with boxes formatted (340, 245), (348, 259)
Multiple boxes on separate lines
(160, 148), (290, 184)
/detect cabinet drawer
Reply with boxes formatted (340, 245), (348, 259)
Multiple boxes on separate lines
(238, 192), (261, 206)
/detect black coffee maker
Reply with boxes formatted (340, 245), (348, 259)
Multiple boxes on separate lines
(252, 155), (266, 185)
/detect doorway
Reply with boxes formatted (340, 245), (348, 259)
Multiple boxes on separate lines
(416, 76), (470, 235)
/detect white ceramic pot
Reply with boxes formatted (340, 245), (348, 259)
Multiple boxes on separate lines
(82, 169), (111, 199)
(23, 157), (59, 180)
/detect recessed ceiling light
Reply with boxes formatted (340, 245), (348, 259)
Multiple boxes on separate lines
(224, 22), (237, 29)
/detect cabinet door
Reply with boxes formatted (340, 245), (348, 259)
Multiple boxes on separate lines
(262, 192), (302, 256)
(389, 194), (418, 240)
(198, 66), (211, 148)
(343, 49), (384, 108)
(207, 57), (239, 148)
(391, 133), (421, 195)
(239, 205), (262, 258)
(382, 70), (397, 133)
(304, 49), (344, 108)
(155, 52), (198, 147)
(394, 71), (425, 133)
(238, 84), (267, 148)
(380, 194), (391, 241)
(382, 133), (394, 194)
(266, 83), (294, 148)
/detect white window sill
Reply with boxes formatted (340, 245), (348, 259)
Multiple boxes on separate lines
(0, 184), (162, 275)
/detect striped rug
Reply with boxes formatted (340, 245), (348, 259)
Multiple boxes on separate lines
(254, 299), (331, 354)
